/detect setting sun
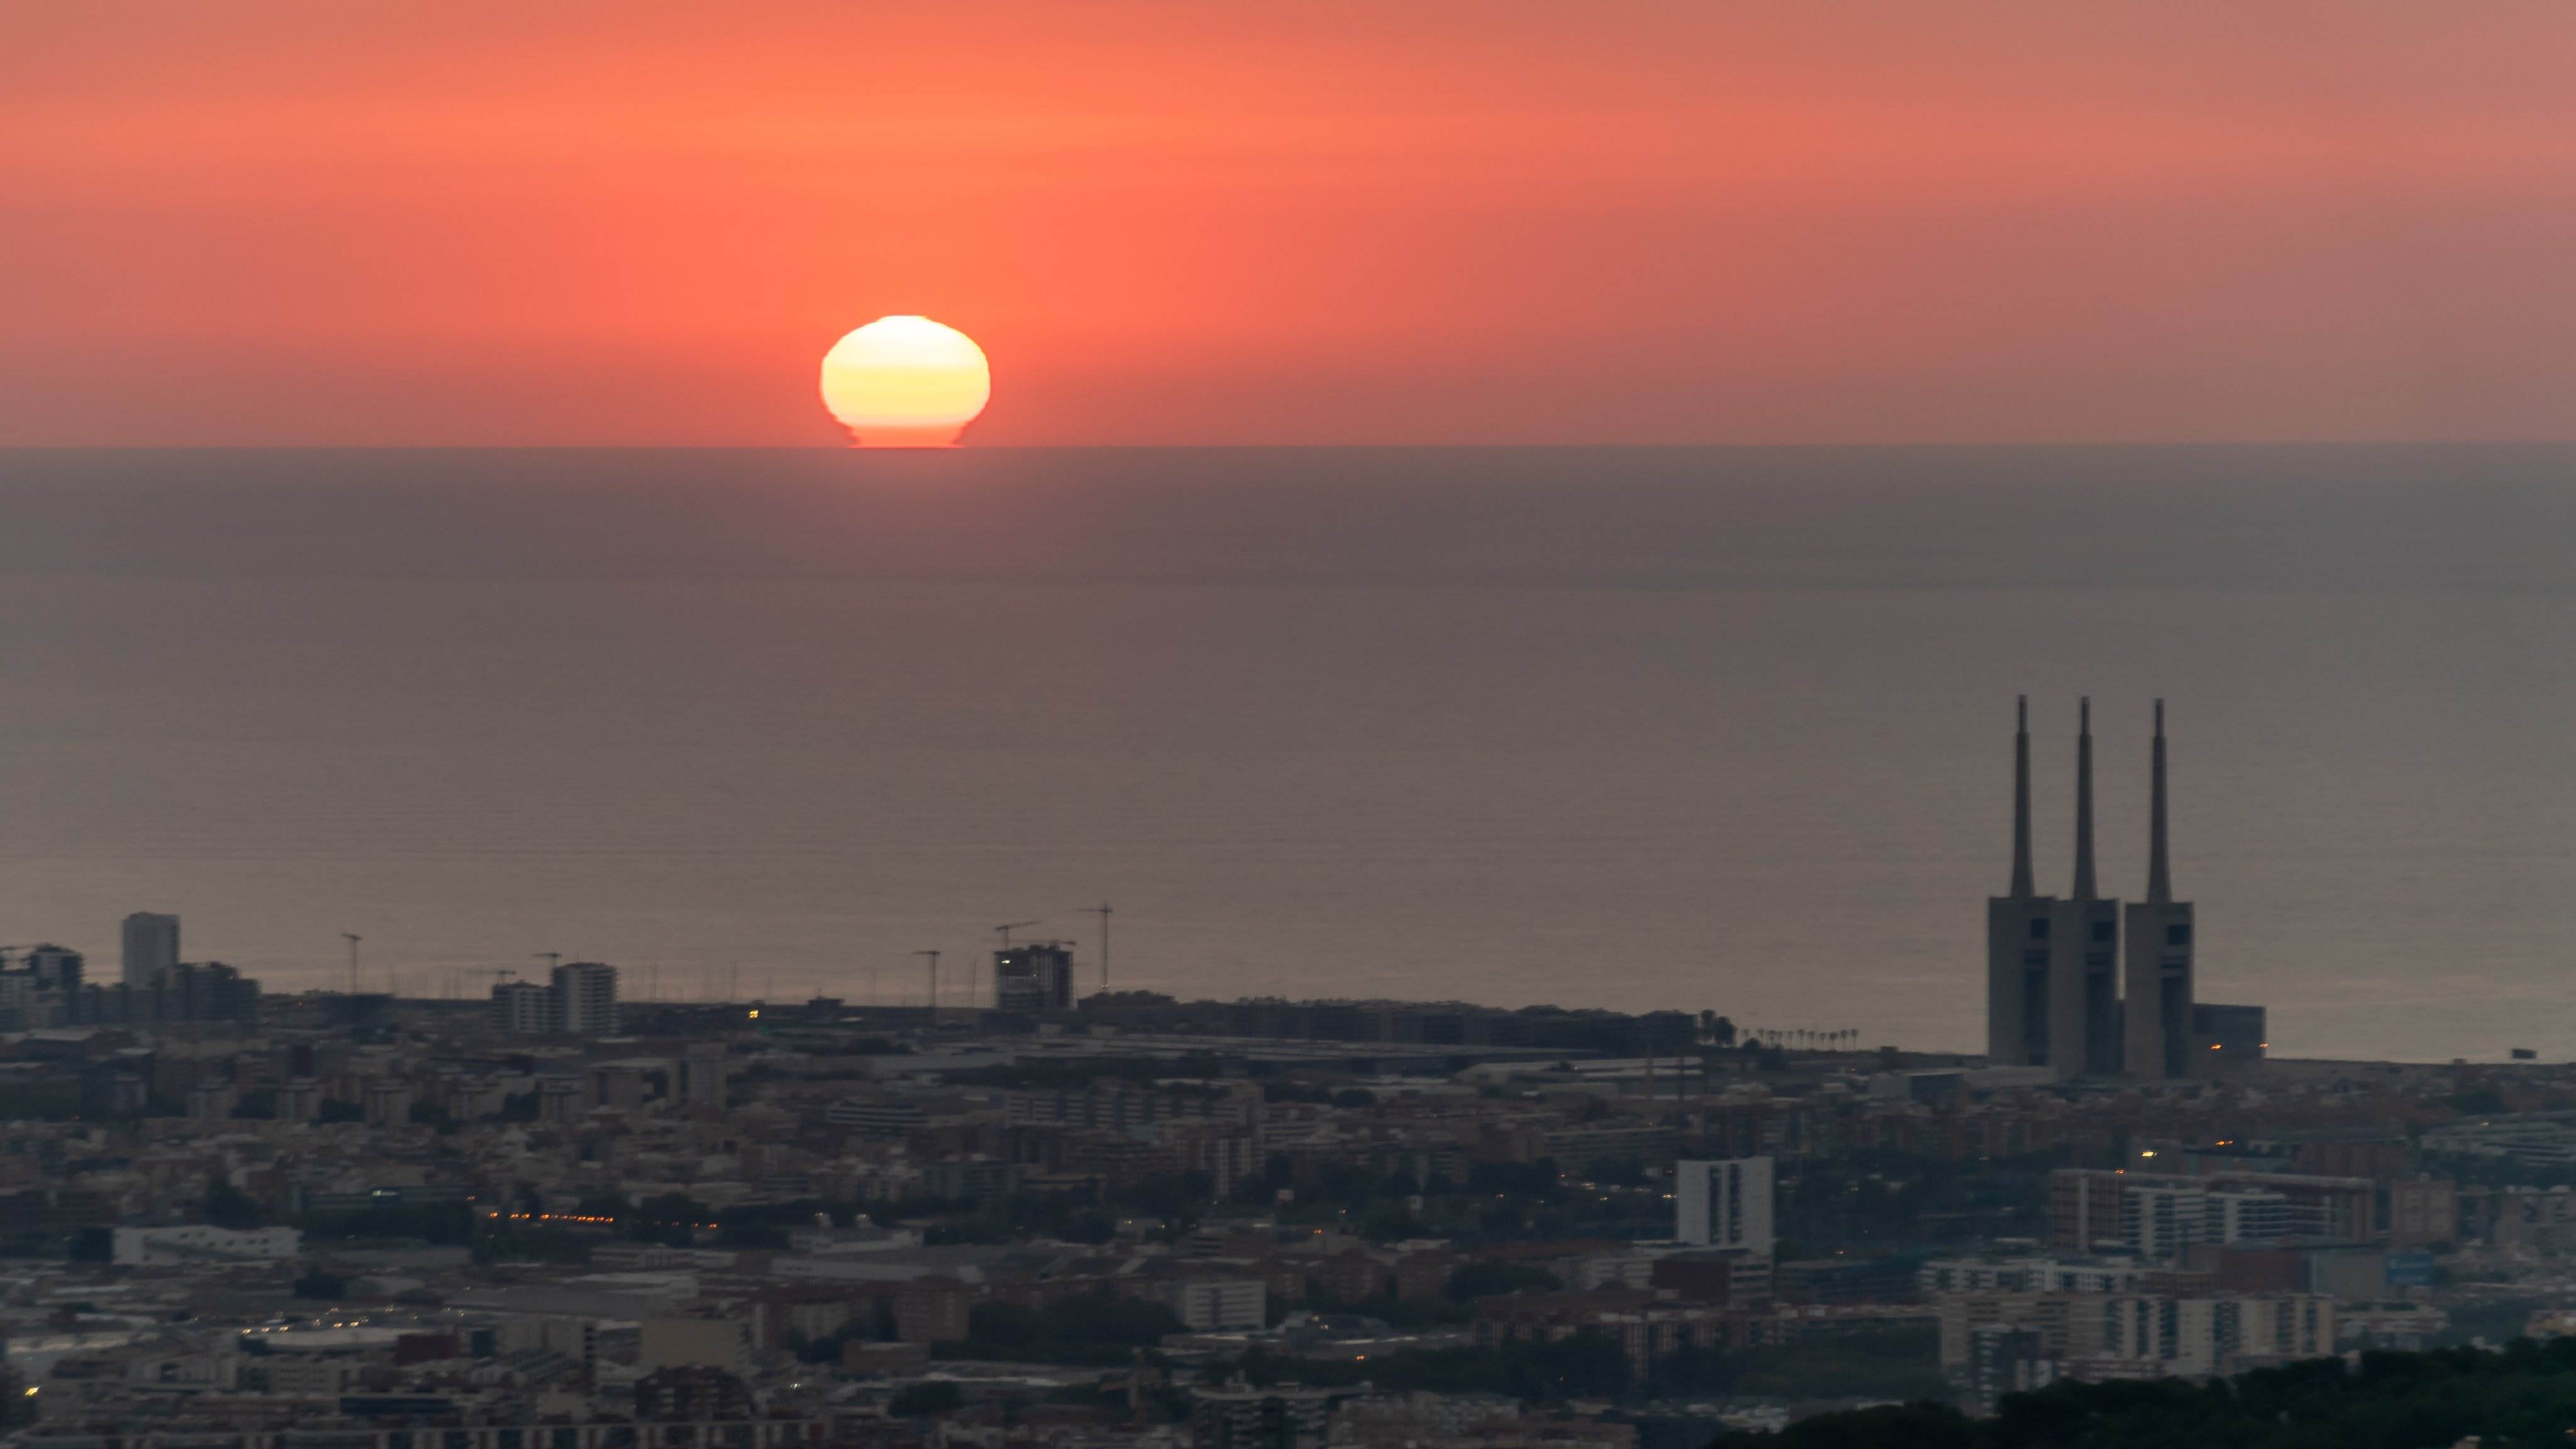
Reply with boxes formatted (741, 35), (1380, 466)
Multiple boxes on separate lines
(819, 317), (991, 447)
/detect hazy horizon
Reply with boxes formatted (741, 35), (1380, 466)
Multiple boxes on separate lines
(3, 443), (2571, 1062)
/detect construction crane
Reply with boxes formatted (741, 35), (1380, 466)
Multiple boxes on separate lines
(994, 921), (1040, 952)
(341, 933), (362, 996)
(1079, 903), (1112, 993)
(914, 950), (941, 1024)
(533, 952), (562, 976)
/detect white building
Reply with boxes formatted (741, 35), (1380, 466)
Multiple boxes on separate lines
(555, 962), (619, 1035)
(1675, 1157), (1774, 1255)
(2123, 1185), (2206, 1260)
(1919, 1256), (2146, 1297)
(112, 1224), (301, 1265)
(1155, 1277), (1266, 1332)
(123, 911), (180, 991)
(1938, 1291), (2333, 1384)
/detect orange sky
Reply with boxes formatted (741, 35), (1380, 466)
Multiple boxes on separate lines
(4, 1), (2574, 445)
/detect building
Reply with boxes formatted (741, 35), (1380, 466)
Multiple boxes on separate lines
(1938, 1291), (2332, 1385)
(123, 911), (180, 991)
(1985, 700), (2119, 1081)
(1966, 1323), (2057, 1413)
(893, 1276), (972, 1343)
(2193, 1003), (2267, 1071)
(1675, 1157), (1774, 1256)
(491, 980), (558, 1033)
(555, 961), (619, 1034)
(111, 1224), (302, 1265)
(0, 944), (82, 1030)
(2050, 1169), (2373, 1259)
(2123, 701), (2196, 1080)
(638, 1316), (752, 1373)
(635, 1365), (753, 1421)
(1919, 1257), (2146, 1297)
(1985, 699), (2264, 1082)
(1191, 1384), (1363, 1449)
(1154, 1277), (1267, 1331)
(680, 1045), (728, 1108)
(1985, 697), (2060, 1074)
(994, 943), (1075, 1013)
(491, 963), (619, 1035)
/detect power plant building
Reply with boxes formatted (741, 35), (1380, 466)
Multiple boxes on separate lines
(1984, 698), (2265, 1081)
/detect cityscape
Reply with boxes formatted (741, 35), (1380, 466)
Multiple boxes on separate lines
(0, 701), (2565, 1449)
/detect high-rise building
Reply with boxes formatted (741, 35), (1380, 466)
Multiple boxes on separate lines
(1675, 1156), (1775, 1256)
(680, 1045), (728, 1109)
(993, 943), (1074, 1013)
(23, 945), (82, 993)
(121, 912), (180, 991)
(2123, 701), (2196, 1080)
(491, 980), (560, 1034)
(553, 961), (619, 1035)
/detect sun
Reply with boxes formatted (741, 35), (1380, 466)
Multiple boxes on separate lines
(819, 316), (991, 447)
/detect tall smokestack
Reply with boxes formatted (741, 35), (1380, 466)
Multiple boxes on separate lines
(2010, 696), (2035, 898)
(2146, 698), (2172, 904)
(2073, 696), (2096, 900)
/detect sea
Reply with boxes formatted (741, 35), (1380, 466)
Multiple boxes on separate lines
(1, 444), (2572, 1063)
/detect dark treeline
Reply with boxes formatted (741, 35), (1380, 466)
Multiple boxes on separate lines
(1746, 1340), (2576, 1449)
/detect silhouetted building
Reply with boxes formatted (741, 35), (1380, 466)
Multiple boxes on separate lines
(994, 943), (1074, 1013)
(1191, 1384), (1361, 1449)
(2065, 699), (2124, 1077)
(2123, 701), (2196, 1080)
(0, 945), (82, 1030)
(2193, 1002), (2267, 1071)
(1987, 697), (2094, 1080)
(493, 963), (618, 1034)
(69, 959), (259, 1025)
(1987, 699), (2262, 1082)
(121, 912), (179, 991)
(635, 1365), (752, 1421)
(491, 980), (558, 1033)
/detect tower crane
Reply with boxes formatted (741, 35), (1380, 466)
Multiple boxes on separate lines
(1079, 903), (1112, 993)
(914, 950), (941, 1024)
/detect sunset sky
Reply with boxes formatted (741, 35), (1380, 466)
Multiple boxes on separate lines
(6, 2), (2574, 446)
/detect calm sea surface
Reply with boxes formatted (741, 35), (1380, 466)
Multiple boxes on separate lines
(0, 445), (2572, 1062)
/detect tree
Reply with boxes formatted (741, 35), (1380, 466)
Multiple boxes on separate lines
(1448, 1261), (1562, 1302)
(887, 1381), (962, 1417)
(200, 1179), (264, 1230)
